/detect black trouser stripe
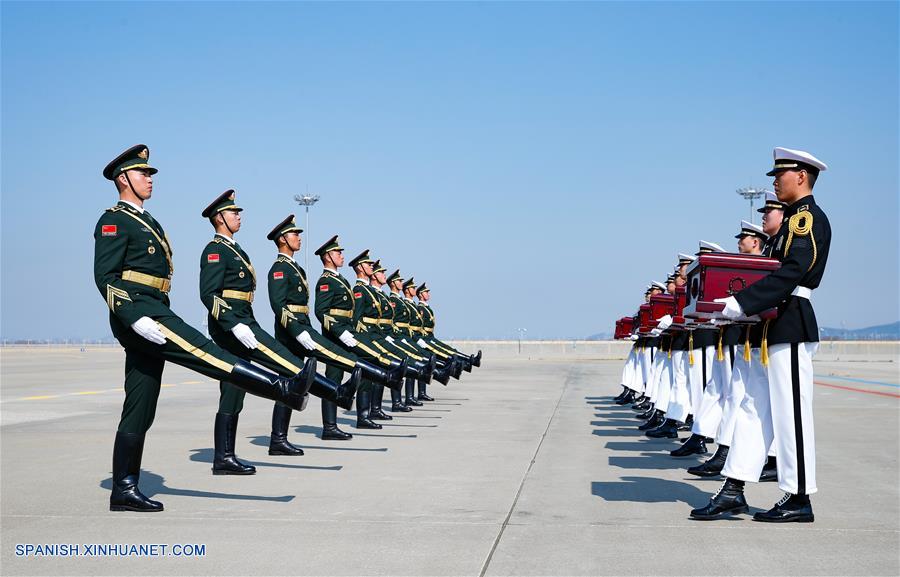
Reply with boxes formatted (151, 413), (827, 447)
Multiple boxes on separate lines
(791, 342), (806, 495)
(650, 347), (654, 362)
(728, 345), (734, 367)
(701, 348), (708, 390)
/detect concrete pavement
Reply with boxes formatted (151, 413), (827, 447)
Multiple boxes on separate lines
(1, 347), (898, 576)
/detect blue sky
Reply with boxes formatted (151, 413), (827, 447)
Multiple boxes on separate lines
(2, 1), (897, 340)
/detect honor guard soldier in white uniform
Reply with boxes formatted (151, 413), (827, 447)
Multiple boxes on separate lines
(692, 148), (830, 523)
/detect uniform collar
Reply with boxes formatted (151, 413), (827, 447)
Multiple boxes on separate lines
(215, 233), (235, 245)
(784, 194), (816, 217)
(323, 267), (338, 275)
(355, 278), (370, 285)
(118, 200), (144, 214)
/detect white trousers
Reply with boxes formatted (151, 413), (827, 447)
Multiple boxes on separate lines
(655, 352), (676, 414)
(767, 342), (818, 495)
(692, 345), (733, 438)
(640, 346), (655, 393)
(688, 346), (715, 418)
(666, 350), (691, 422)
(722, 346), (771, 483)
(620, 347), (638, 391)
(716, 345), (746, 447)
(647, 349), (667, 403)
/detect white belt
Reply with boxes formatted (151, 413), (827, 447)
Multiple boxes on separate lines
(791, 286), (813, 299)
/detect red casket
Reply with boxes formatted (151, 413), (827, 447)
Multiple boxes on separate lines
(672, 285), (690, 327)
(683, 253), (780, 322)
(614, 317), (635, 339)
(638, 304), (654, 333)
(649, 294), (675, 321)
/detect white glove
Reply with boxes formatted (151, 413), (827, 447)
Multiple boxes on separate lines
(385, 335), (395, 343)
(417, 338), (430, 348)
(714, 296), (744, 320)
(629, 334), (639, 341)
(296, 330), (316, 351)
(649, 328), (662, 337)
(339, 330), (358, 347)
(657, 314), (673, 330)
(231, 323), (259, 349)
(131, 316), (166, 345)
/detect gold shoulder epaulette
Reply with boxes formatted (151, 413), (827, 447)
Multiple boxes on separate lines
(106, 205), (125, 213)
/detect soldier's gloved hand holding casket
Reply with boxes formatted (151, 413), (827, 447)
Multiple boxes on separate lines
(131, 316), (167, 345)
(649, 328), (662, 337)
(629, 334), (639, 341)
(714, 296), (743, 320)
(296, 330), (316, 351)
(339, 330), (358, 347)
(231, 323), (259, 349)
(657, 314), (673, 330)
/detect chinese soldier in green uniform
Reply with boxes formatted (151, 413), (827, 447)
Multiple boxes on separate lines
(94, 145), (314, 512)
(313, 237), (430, 434)
(200, 191), (355, 472)
(266, 219), (405, 439)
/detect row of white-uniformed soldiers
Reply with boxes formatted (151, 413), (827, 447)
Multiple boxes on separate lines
(612, 147), (831, 523)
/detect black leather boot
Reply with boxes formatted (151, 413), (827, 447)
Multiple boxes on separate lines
(753, 493), (814, 523)
(309, 368), (360, 411)
(629, 394), (646, 407)
(688, 444), (729, 477)
(454, 353), (473, 373)
(678, 414), (694, 431)
(357, 359), (404, 390)
(213, 413), (256, 475)
(451, 359), (463, 379)
(418, 380), (434, 401)
(759, 456), (777, 482)
(321, 400), (352, 440)
(432, 361), (452, 385)
(633, 399), (652, 411)
(472, 350), (482, 367)
(109, 431), (164, 512)
(635, 403), (655, 419)
(613, 387), (628, 402)
(638, 410), (664, 431)
(615, 390), (636, 405)
(269, 404), (304, 456)
(390, 387), (412, 412)
(405, 377), (423, 406)
(646, 418), (680, 438)
(356, 389), (382, 429)
(370, 385), (392, 420)
(690, 478), (748, 520)
(228, 358), (314, 411)
(670, 433), (708, 457)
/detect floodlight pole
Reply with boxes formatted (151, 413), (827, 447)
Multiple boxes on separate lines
(735, 187), (770, 224)
(294, 193), (320, 271)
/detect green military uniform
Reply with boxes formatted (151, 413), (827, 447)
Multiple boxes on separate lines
(416, 286), (464, 359)
(199, 191), (309, 416)
(97, 145), (311, 512)
(96, 162), (243, 436)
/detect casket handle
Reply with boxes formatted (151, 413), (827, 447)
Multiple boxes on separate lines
(727, 277), (747, 295)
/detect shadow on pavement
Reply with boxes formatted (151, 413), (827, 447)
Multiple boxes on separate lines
(189, 448), (343, 471)
(591, 477), (708, 507)
(99, 471), (295, 502)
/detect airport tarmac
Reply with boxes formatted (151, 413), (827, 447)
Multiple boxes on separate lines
(1, 347), (898, 576)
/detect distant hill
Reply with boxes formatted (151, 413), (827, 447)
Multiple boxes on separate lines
(586, 332), (612, 341)
(820, 321), (900, 340)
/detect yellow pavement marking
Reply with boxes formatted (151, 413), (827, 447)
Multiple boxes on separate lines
(161, 384), (177, 388)
(181, 380), (203, 384)
(73, 391), (102, 396)
(22, 395), (59, 400)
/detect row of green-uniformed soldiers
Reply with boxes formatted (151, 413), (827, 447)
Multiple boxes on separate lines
(94, 144), (481, 513)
